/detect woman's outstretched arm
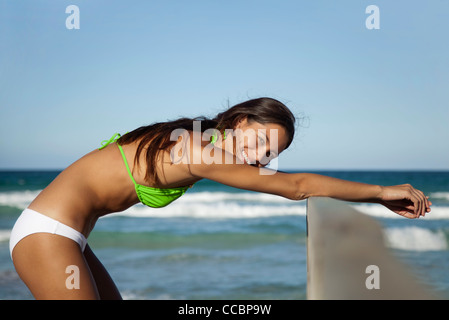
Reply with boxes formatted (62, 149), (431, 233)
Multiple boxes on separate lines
(290, 173), (431, 219)
(189, 156), (431, 219)
(185, 140), (431, 219)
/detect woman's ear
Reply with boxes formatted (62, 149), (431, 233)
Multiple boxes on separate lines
(235, 117), (248, 129)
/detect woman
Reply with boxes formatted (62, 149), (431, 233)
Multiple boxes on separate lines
(10, 97), (431, 299)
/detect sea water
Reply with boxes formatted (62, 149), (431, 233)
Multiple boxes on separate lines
(0, 170), (448, 299)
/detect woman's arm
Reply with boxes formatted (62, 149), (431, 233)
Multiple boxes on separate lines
(186, 143), (431, 219)
(291, 173), (431, 219)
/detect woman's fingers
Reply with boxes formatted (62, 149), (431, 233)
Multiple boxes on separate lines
(410, 188), (423, 217)
(417, 188), (431, 216)
(383, 202), (417, 219)
(398, 184), (418, 218)
(407, 185), (431, 218)
(384, 184), (432, 219)
(380, 183), (432, 219)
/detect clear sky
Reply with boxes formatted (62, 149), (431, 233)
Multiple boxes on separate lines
(1, 0), (448, 170)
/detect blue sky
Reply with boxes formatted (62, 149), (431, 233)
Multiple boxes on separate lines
(1, 0), (448, 170)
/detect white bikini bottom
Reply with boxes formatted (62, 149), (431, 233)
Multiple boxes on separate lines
(9, 208), (87, 259)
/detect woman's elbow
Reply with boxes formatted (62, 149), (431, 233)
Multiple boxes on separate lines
(285, 175), (309, 201)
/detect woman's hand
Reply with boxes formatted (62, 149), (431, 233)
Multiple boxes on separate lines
(377, 184), (432, 219)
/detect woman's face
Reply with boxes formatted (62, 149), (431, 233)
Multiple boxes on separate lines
(232, 118), (289, 167)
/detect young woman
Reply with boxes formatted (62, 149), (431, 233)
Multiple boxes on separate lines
(9, 97), (431, 299)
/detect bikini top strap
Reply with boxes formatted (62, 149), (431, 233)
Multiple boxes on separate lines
(117, 144), (138, 186)
(99, 133), (137, 185)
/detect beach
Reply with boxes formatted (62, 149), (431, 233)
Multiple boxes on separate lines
(1, 170), (448, 299)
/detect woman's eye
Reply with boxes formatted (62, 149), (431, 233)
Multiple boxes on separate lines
(265, 151), (278, 160)
(258, 136), (266, 146)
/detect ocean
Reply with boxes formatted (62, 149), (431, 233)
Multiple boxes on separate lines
(0, 170), (448, 300)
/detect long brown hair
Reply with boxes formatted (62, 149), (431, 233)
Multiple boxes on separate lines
(117, 97), (296, 184)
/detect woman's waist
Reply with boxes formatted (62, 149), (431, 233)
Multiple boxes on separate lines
(27, 187), (101, 237)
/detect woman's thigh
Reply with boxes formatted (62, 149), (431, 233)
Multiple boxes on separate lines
(83, 244), (122, 300)
(12, 233), (100, 300)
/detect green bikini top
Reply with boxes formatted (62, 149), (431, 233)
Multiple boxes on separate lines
(99, 133), (190, 208)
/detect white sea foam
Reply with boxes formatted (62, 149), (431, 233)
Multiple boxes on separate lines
(383, 226), (448, 251)
(105, 190), (305, 219)
(430, 192), (449, 201)
(178, 191), (297, 204)
(0, 190), (295, 210)
(111, 201), (307, 219)
(0, 230), (11, 242)
(0, 190), (304, 219)
(0, 190), (41, 210)
(351, 203), (449, 220)
(2, 190), (449, 220)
